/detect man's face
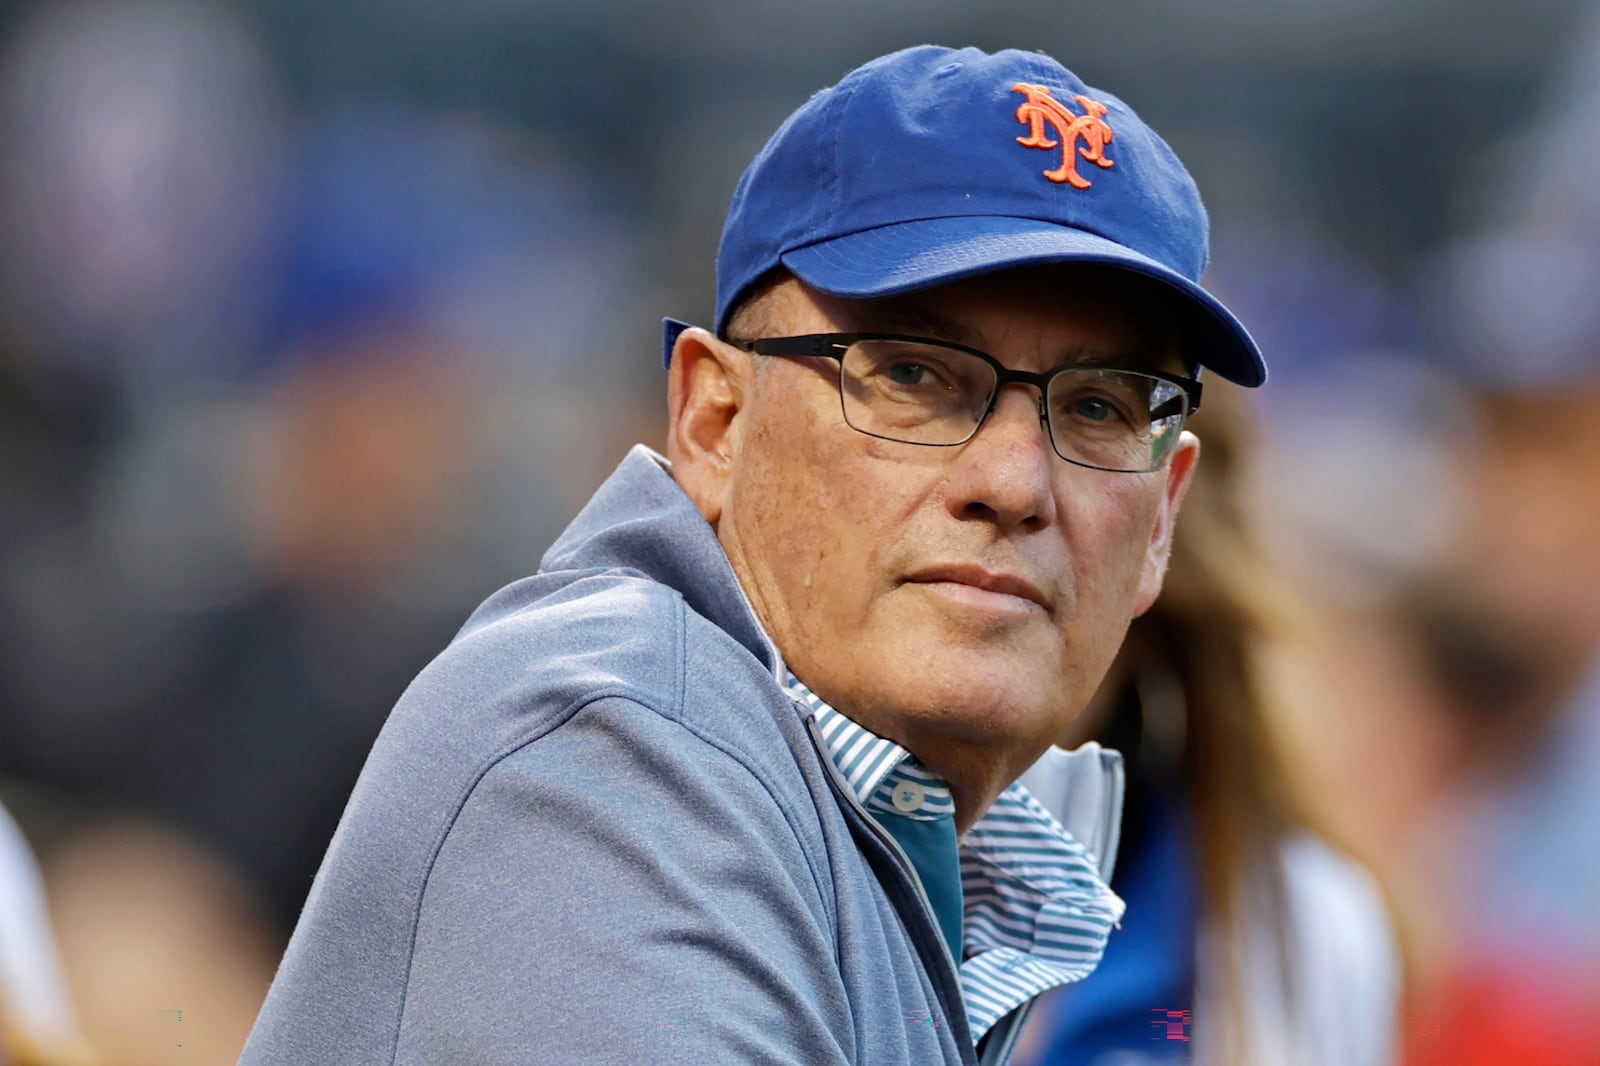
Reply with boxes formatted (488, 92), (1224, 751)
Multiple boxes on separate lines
(675, 264), (1197, 796)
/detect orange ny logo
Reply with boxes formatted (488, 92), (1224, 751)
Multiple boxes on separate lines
(1011, 83), (1115, 188)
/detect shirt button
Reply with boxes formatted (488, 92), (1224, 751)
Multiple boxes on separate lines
(891, 780), (925, 812)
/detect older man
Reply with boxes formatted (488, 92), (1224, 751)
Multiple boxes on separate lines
(243, 46), (1264, 1065)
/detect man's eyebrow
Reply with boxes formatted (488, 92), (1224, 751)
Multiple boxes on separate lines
(861, 302), (1186, 374)
(861, 304), (985, 348)
(1056, 345), (1123, 367)
(1058, 344), (1183, 373)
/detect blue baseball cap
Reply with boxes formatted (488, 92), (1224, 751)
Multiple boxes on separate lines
(667, 45), (1265, 387)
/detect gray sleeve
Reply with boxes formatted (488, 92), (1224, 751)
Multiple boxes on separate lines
(394, 696), (856, 1064)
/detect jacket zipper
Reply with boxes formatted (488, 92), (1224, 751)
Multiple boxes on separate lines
(799, 713), (1127, 1066)
(803, 713), (979, 1064)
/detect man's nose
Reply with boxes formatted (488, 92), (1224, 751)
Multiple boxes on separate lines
(944, 384), (1058, 531)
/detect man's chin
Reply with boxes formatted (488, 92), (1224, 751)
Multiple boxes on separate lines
(859, 669), (1067, 749)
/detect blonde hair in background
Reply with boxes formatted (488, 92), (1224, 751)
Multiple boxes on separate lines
(1112, 379), (1309, 1061)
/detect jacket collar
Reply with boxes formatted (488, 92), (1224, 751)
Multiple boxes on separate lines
(539, 445), (783, 679)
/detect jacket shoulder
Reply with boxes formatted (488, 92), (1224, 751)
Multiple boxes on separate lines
(449, 567), (686, 710)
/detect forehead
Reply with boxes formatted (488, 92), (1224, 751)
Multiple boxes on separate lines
(780, 265), (1185, 372)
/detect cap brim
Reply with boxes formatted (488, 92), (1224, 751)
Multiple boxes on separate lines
(780, 216), (1266, 387)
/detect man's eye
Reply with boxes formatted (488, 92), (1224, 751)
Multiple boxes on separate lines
(1057, 387), (1142, 429)
(886, 362), (932, 386)
(1072, 396), (1114, 422)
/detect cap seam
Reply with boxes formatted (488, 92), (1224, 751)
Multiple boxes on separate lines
(822, 68), (867, 249)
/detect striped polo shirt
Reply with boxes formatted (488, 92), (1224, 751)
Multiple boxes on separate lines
(787, 675), (1126, 1042)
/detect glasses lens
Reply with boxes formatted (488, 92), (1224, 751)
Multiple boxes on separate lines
(1046, 368), (1189, 472)
(839, 340), (996, 445)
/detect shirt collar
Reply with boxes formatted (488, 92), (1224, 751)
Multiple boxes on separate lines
(784, 673), (1126, 1041)
(792, 679), (914, 803)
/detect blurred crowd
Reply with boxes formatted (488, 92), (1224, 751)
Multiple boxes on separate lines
(0, 0), (1597, 1062)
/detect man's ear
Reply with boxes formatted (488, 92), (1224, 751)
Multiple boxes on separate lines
(666, 327), (749, 526)
(1133, 430), (1200, 616)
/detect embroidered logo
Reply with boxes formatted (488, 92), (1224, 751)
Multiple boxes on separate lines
(1011, 83), (1115, 188)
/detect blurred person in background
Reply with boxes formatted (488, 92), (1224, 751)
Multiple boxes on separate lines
(0, 5), (645, 1061)
(1015, 382), (1398, 1066)
(1228, 4), (1600, 1060)
(0, 5), (293, 1059)
(1395, 372), (1600, 1066)
(1395, 8), (1600, 1059)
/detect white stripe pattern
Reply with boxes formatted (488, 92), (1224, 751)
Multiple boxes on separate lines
(786, 675), (1126, 1043)
(868, 761), (957, 822)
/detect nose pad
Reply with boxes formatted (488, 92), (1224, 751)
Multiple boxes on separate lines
(966, 379), (1056, 451)
(965, 384), (1059, 475)
(980, 384), (1052, 448)
(1035, 394), (1056, 457)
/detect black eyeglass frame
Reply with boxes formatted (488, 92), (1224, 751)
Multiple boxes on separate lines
(727, 331), (1203, 473)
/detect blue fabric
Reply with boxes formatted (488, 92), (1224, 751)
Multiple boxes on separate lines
(793, 683), (1127, 1041)
(1030, 783), (1197, 1064)
(877, 799), (965, 961)
(705, 46), (1266, 387)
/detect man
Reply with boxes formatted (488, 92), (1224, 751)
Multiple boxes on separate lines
(242, 45), (1265, 1065)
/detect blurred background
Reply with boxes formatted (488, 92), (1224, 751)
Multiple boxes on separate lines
(0, 0), (1597, 1061)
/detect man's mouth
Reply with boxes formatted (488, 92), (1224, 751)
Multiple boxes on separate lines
(903, 564), (1051, 613)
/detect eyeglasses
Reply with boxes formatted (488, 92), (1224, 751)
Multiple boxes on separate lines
(729, 332), (1201, 473)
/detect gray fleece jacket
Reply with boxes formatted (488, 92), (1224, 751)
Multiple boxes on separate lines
(241, 445), (1113, 1065)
